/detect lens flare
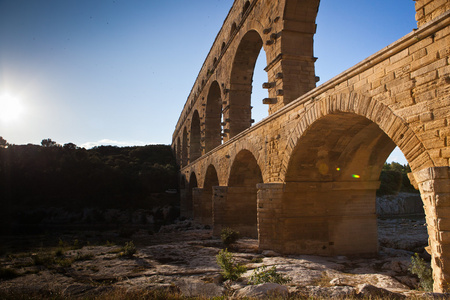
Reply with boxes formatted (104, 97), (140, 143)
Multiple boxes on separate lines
(352, 174), (361, 179)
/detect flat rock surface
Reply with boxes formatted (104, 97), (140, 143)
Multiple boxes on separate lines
(0, 218), (435, 298)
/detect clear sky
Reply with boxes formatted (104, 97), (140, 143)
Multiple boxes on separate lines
(0, 0), (417, 164)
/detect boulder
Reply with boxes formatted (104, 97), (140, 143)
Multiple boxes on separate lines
(305, 285), (356, 298)
(261, 250), (279, 257)
(357, 283), (405, 299)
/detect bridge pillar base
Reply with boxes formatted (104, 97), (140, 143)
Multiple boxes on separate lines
(258, 181), (379, 256)
(257, 183), (285, 252)
(412, 167), (450, 293)
(212, 186), (258, 238)
(192, 188), (212, 226)
(179, 188), (193, 219)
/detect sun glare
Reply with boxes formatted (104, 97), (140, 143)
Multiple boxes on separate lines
(0, 93), (24, 123)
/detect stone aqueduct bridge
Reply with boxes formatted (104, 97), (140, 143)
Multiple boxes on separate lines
(171, 0), (450, 292)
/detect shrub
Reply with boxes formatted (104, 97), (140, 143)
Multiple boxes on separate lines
(251, 257), (263, 263)
(248, 265), (291, 285)
(32, 253), (54, 267)
(55, 257), (72, 268)
(216, 249), (246, 281)
(119, 241), (136, 258)
(221, 227), (239, 246)
(72, 239), (81, 249)
(55, 248), (64, 257)
(409, 253), (433, 291)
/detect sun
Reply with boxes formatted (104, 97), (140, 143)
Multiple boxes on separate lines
(0, 93), (24, 123)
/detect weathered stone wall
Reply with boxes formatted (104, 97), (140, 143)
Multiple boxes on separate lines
(416, 0), (450, 27)
(413, 167), (450, 292)
(212, 186), (258, 238)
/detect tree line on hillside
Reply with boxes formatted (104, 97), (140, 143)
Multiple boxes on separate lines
(0, 136), (416, 211)
(0, 138), (178, 212)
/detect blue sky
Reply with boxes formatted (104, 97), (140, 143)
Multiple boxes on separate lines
(0, 0), (417, 164)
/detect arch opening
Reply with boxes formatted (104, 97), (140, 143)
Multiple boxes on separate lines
(175, 137), (181, 165)
(197, 164), (220, 226)
(229, 150), (263, 188)
(184, 172), (198, 219)
(214, 150), (262, 238)
(182, 127), (188, 167)
(189, 111), (201, 162)
(205, 82), (222, 152)
(221, 42), (226, 53)
(226, 30), (267, 140)
(242, 1), (250, 16)
(230, 22), (237, 39)
(251, 48), (269, 125)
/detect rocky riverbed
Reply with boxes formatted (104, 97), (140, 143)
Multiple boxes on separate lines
(1, 216), (446, 299)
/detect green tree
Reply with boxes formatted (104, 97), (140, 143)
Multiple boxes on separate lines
(41, 138), (57, 147)
(63, 142), (77, 150)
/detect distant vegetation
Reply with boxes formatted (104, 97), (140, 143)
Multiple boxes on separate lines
(0, 138), (178, 228)
(377, 162), (417, 196)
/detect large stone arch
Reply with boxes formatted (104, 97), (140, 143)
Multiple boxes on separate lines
(229, 149), (263, 188)
(279, 112), (396, 255)
(226, 29), (265, 140)
(258, 93), (436, 257)
(227, 141), (265, 184)
(285, 112), (396, 183)
(280, 93), (435, 181)
(205, 81), (222, 152)
(189, 110), (201, 162)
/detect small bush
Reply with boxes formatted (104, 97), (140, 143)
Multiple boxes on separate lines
(32, 253), (54, 267)
(251, 257), (263, 263)
(119, 241), (136, 258)
(409, 253), (433, 291)
(248, 265), (291, 285)
(72, 239), (81, 249)
(55, 248), (64, 257)
(55, 257), (72, 268)
(221, 227), (239, 246)
(216, 249), (246, 281)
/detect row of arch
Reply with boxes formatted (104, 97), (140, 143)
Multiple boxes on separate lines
(174, 27), (269, 167)
(181, 104), (419, 218)
(198, 1), (252, 93)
